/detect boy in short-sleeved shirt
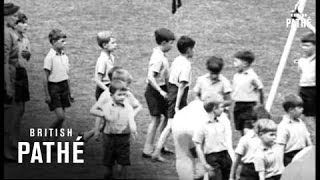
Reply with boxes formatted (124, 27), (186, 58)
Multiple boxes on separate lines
(151, 36), (196, 161)
(43, 29), (73, 143)
(253, 119), (284, 180)
(100, 80), (137, 179)
(276, 94), (312, 167)
(94, 31), (117, 100)
(232, 50), (264, 135)
(142, 28), (175, 157)
(193, 98), (233, 180)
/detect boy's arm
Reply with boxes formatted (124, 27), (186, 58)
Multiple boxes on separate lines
(128, 110), (137, 140)
(147, 71), (167, 98)
(194, 143), (213, 171)
(67, 79), (74, 102)
(43, 69), (51, 103)
(90, 99), (105, 117)
(127, 91), (142, 117)
(193, 77), (202, 100)
(224, 116), (235, 161)
(95, 73), (109, 91)
(258, 171), (265, 180)
(4, 30), (13, 98)
(223, 92), (232, 107)
(258, 89), (264, 105)
(229, 154), (242, 180)
(175, 81), (188, 112)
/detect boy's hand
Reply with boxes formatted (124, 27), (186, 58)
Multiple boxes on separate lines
(160, 90), (168, 99)
(203, 163), (214, 172)
(69, 94), (75, 103)
(175, 107), (180, 113)
(131, 130), (138, 141)
(45, 96), (51, 104)
(93, 130), (100, 141)
(21, 50), (31, 61)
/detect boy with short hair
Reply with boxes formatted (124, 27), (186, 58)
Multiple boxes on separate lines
(193, 96), (233, 180)
(143, 28), (175, 157)
(43, 29), (73, 141)
(229, 105), (271, 180)
(276, 94), (312, 167)
(193, 56), (232, 108)
(296, 32), (316, 117)
(151, 35), (196, 161)
(254, 119), (284, 180)
(98, 80), (137, 179)
(81, 67), (142, 142)
(232, 50), (264, 135)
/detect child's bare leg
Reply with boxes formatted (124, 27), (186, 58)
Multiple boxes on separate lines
(151, 118), (172, 161)
(104, 166), (113, 180)
(142, 115), (161, 156)
(49, 107), (65, 141)
(117, 165), (128, 179)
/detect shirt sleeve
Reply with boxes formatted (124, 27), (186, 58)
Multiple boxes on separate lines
(96, 57), (107, 75)
(149, 57), (163, 74)
(43, 52), (52, 71)
(252, 73), (264, 90)
(222, 77), (232, 94)
(193, 77), (201, 94)
(127, 91), (140, 108)
(254, 150), (265, 172)
(178, 63), (191, 83)
(192, 126), (205, 144)
(275, 124), (288, 145)
(235, 136), (246, 155)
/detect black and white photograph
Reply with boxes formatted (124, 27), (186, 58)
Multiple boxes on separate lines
(3, 0), (316, 179)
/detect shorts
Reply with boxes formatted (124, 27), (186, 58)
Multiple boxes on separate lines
(167, 83), (189, 119)
(233, 102), (257, 131)
(48, 80), (71, 111)
(299, 86), (316, 116)
(144, 84), (168, 117)
(240, 163), (259, 180)
(15, 67), (30, 102)
(284, 149), (301, 167)
(95, 84), (110, 101)
(266, 175), (281, 180)
(102, 133), (131, 166)
(205, 150), (232, 180)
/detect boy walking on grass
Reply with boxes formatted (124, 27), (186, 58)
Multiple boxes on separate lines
(142, 28), (175, 158)
(151, 36), (196, 162)
(43, 29), (73, 142)
(232, 50), (264, 136)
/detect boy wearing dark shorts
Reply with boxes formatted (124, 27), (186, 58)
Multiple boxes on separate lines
(143, 28), (175, 157)
(101, 80), (137, 179)
(152, 36), (196, 161)
(43, 29), (73, 141)
(232, 51), (264, 136)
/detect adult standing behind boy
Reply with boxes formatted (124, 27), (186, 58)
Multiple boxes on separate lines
(232, 50), (264, 136)
(151, 36), (195, 162)
(142, 28), (175, 158)
(43, 29), (73, 142)
(4, 2), (21, 161)
(13, 12), (31, 149)
(275, 94), (312, 167)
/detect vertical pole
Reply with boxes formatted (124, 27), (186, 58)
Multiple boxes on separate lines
(265, 0), (308, 112)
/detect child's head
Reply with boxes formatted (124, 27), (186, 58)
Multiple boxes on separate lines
(109, 80), (128, 104)
(282, 94), (304, 119)
(233, 50), (255, 71)
(202, 92), (224, 117)
(177, 36), (196, 58)
(154, 28), (175, 52)
(254, 119), (277, 147)
(108, 67), (133, 86)
(15, 12), (28, 34)
(206, 56), (224, 80)
(245, 105), (271, 130)
(48, 29), (67, 51)
(97, 31), (117, 52)
(300, 32), (316, 57)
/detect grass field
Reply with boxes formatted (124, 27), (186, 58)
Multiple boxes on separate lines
(4, 0), (315, 179)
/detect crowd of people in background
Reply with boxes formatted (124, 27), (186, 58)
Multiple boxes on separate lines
(4, 2), (316, 180)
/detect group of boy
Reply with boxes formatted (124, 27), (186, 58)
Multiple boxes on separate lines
(4, 2), (316, 179)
